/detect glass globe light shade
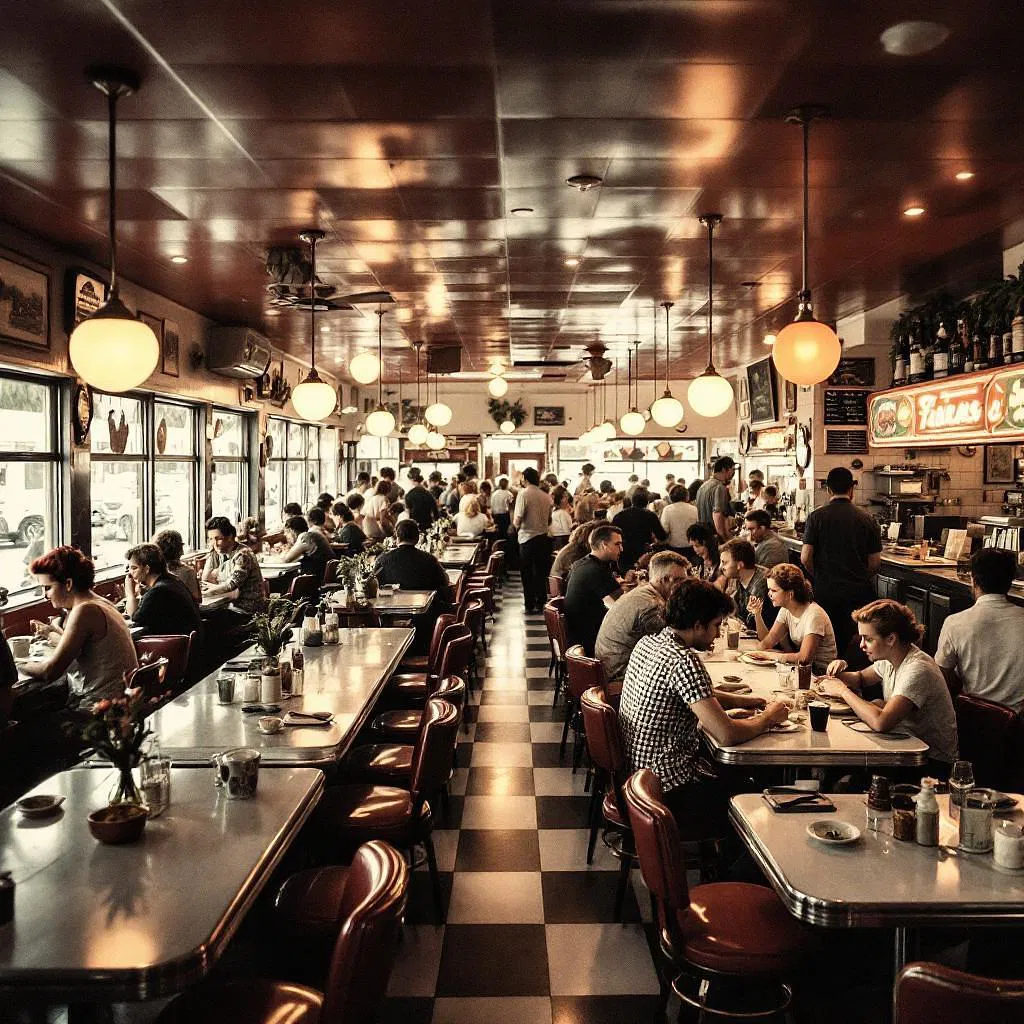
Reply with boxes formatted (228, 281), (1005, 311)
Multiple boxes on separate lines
(426, 430), (446, 450)
(488, 375), (509, 397)
(69, 297), (160, 392)
(365, 404), (396, 437)
(599, 419), (616, 441)
(499, 418), (516, 434)
(772, 316), (842, 387)
(687, 370), (734, 418)
(425, 401), (453, 427)
(291, 373), (337, 421)
(619, 409), (646, 436)
(649, 391), (685, 428)
(408, 421), (429, 445)
(349, 350), (381, 385)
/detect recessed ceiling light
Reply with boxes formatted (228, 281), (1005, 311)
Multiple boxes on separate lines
(170, 255), (188, 265)
(955, 170), (975, 181)
(566, 174), (603, 192)
(320, 325), (330, 333)
(763, 332), (776, 346)
(880, 21), (950, 56)
(510, 207), (534, 218)
(564, 257), (579, 268)
(903, 205), (926, 217)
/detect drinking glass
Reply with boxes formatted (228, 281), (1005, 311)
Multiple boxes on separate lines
(140, 757), (172, 818)
(774, 662), (794, 691)
(217, 671), (235, 704)
(949, 760), (975, 822)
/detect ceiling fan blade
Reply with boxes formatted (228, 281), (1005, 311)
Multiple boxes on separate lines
(340, 290), (394, 304)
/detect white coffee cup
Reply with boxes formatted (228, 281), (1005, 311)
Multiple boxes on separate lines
(9, 636), (31, 660)
(258, 716), (284, 735)
(993, 821), (1024, 870)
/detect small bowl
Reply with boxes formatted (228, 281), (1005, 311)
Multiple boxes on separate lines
(16, 794), (65, 818)
(806, 820), (861, 846)
(258, 715), (284, 734)
(88, 804), (148, 845)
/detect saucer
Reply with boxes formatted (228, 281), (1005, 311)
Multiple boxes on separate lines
(16, 794), (65, 818)
(807, 820), (861, 845)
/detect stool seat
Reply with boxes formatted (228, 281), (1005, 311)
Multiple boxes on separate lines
(274, 866), (350, 941)
(156, 979), (322, 1024)
(602, 787), (626, 828)
(397, 654), (430, 672)
(677, 882), (805, 976)
(344, 742), (413, 784)
(371, 708), (423, 741)
(383, 673), (432, 704)
(313, 784), (430, 847)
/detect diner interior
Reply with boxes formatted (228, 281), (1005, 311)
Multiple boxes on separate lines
(4, 3), (1024, 1023)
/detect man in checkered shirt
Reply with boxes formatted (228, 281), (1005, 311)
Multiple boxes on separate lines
(619, 579), (788, 831)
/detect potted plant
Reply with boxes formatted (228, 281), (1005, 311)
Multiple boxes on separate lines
(250, 595), (295, 702)
(359, 551), (380, 599)
(335, 556), (361, 605)
(487, 397), (527, 430)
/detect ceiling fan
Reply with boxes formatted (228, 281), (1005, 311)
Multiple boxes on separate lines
(265, 247), (394, 310)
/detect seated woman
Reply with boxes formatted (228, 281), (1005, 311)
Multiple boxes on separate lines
(278, 515), (334, 583)
(455, 499), (491, 539)
(752, 563), (837, 674)
(279, 502), (303, 532)
(22, 546), (139, 705)
(153, 529), (201, 603)
(306, 506), (332, 538)
(549, 486), (573, 550)
(333, 502), (366, 555)
(316, 492), (337, 533)
(346, 491), (366, 529)
(685, 523), (721, 583)
(820, 599), (958, 774)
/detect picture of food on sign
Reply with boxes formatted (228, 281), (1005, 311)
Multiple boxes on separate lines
(986, 378), (1007, 432)
(988, 375), (1024, 433)
(871, 396), (912, 439)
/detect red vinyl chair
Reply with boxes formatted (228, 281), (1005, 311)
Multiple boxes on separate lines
(543, 597), (569, 706)
(954, 693), (1019, 790)
(397, 613), (455, 674)
(134, 632), (195, 695)
(894, 961), (1024, 1023)
(563, 645), (604, 773)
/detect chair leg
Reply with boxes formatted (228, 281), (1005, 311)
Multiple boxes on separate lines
(613, 833), (634, 922)
(551, 663), (563, 707)
(422, 834), (445, 925)
(571, 719), (586, 775)
(586, 779), (603, 864)
(559, 698), (573, 760)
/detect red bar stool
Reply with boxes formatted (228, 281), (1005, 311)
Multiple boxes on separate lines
(894, 961), (1024, 1023)
(543, 597), (568, 706)
(563, 645), (604, 774)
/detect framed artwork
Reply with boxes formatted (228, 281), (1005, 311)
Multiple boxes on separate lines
(784, 380), (798, 414)
(63, 267), (107, 334)
(984, 444), (1017, 484)
(0, 250), (49, 350)
(534, 405), (565, 427)
(162, 319), (180, 377)
(746, 357), (778, 427)
(828, 358), (875, 387)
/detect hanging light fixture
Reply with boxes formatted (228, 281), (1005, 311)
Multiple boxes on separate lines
(69, 68), (159, 392)
(687, 214), (735, 418)
(500, 418), (516, 434)
(365, 309), (396, 437)
(290, 230), (338, 421)
(349, 350), (381, 385)
(408, 341), (429, 445)
(772, 106), (842, 386)
(488, 374), (509, 398)
(424, 364), (452, 427)
(620, 341), (646, 436)
(650, 301), (685, 427)
(426, 428), (446, 450)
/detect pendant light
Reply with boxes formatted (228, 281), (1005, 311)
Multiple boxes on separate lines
(488, 373), (509, 398)
(425, 364), (453, 427)
(291, 230), (338, 421)
(597, 374), (615, 440)
(650, 301), (684, 427)
(426, 427), (446, 450)
(500, 417), (516, 434)
(365, 309), (396, 436)
(408, 341), (429, 445)
(68, 68), (159, 392)
(687, 214), (735, 418)
(620, 341), (646, 436)
(771, 106), (842, 386)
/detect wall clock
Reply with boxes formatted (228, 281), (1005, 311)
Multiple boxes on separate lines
(72, 382), (93, 445)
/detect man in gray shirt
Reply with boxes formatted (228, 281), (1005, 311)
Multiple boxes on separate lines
(513, 466), (553, 613)
(743, 509), (790, 569)
(694, 456), (736, 541)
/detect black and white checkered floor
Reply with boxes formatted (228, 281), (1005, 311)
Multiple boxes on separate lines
(377, 571), (665, 1024)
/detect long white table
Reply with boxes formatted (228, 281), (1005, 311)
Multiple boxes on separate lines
(701, 640), (929, 768)
(0, 766), (323, 1004)
(439, 543), (479, 569)
(730, 792), (1024, 972)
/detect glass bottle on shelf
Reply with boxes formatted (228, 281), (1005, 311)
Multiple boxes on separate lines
(932, 321), (950, 379)
(892, 331), (908, 387)
(922, 322), (935, 381)
(989, 317), (1004, 367)
(948, 320), (965, 375)
(973, 319), (988, 372)
(1013, 294), (1024, 363)
(907, 323), (925, 384)
(961, 318), (975, 374)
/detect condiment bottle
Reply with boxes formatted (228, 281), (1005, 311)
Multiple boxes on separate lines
(797, 662), (812, 690)
(866, 775), (893, 835)
(291, 646), (304, 696)
(0, 871), (15, 925)
(915, 777), (940, 847)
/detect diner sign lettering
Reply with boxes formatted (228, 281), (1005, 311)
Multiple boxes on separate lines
(869, 366), (1024, 447)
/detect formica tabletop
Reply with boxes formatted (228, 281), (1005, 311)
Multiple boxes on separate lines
(330, 589), (435, 617)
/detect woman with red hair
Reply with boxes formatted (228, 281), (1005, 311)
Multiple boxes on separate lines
(21, 546), (138, 704)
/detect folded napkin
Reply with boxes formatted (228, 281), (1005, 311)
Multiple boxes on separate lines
(762, 788), (836, 813)
(716, 681), (753, 694)
(283, 710), (334, 727)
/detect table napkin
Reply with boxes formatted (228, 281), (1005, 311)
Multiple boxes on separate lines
(762, 788), (836, 813)
(283, 710), (334, 727)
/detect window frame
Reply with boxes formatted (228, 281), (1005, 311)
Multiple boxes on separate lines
(267, 417), (322, 515)
(210, 407), (251, 528)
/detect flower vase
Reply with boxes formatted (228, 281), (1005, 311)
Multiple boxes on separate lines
(261, 658), (282, 702)
(109, 764), (143, 807)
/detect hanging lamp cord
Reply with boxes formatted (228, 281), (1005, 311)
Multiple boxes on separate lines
(107, 88), (119, 294)
(308, 236), (317, 375)
(376, 309), (384, 406)
(801, 116), (809, 293)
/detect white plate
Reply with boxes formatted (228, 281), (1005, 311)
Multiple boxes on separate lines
(739, 652), (777, 666)
(770, 720), (802, 733)
(806, 820), (861, 845)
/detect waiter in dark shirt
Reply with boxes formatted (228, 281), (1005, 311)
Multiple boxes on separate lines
(403, 468), (439, 530)
(563, 524), (624, 656)
(124, 543), (203, 640)
(611, 488), (668, 572)
(801, 467), (882, 659)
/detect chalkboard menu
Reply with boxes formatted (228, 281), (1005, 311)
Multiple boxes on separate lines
(823, 388), (869, 426)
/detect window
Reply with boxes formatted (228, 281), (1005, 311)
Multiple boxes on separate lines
(211, 410), (249, 527)
(320, 427), (338, 500)
(0, 373), (62, 597)
(266, 418), (321, 525)
(556, 437), (705, 495)
(90, 393), (200, 570)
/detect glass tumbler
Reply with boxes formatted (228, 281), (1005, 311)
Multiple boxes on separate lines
(140, 757), (172, 818)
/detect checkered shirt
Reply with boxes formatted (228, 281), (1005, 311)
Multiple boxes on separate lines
(618, 626), (714, 791)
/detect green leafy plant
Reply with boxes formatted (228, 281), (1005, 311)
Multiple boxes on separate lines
(487, 397), (527, 428)
(334, 555), (361, 590)
(250, 595), (295, 661)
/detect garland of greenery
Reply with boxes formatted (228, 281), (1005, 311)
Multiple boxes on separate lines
(487, 397), (527, 427)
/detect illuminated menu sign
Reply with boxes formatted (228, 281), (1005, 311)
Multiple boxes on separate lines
(869, 366), (1024, 447)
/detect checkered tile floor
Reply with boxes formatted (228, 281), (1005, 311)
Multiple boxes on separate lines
(377, 573), (666, 1024)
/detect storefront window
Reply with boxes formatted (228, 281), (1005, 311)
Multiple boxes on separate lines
(211, 410), (249, 526)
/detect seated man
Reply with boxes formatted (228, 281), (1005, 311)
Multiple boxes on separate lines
(563, 524), (624, 656)
(618, 579), (787, 831)
(595, 550), (691, 683)
(124, 543), (203, 640)
(200, 516), (265, 622)
(935, 547), (1024, 710)
(743, 509), (790, 569)
(279, 515), (334, 584)
(718, 538), (777, 632)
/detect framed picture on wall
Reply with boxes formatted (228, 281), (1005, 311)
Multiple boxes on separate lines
(64, 266), (107, 334)
(0, 250), (49, 350)
(746, 357), (778, 427)
(534, 405), (565, 426)
(984, 444), (1017, 484)
(784, 380), (798, 414)
(161, 319), (180, 377)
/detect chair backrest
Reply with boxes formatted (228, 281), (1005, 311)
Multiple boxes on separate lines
(547, 574), (566, 598)
(323, 559), (341, 586)
(134, 633), (194, 691)
(543, 597), (567, 661)
(491, 540), (506, 553)
(894, 961), (1024, 1024)
(433, 675), (467, 715)
(426, 613), (456, 671)
(485, 553), (502, 577)
(287, 573), (319, 601)
(954, 693), (1019, 789)
(437, 624), (474, 682)
(409, 697), (460, 804)
(581, 684), (627, 777)
(622, 768), (691, 921)
(128, 658), (169, 701)
(566, 645), (606, 701)
(457, 596), (484, 630)
(320, 840), (409, 1024)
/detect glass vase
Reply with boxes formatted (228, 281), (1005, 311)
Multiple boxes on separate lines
(109, 764), (143, 807)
